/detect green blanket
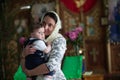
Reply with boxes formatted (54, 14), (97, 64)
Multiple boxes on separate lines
(14, 65), (26, 80)
(62, 55), (83, 79)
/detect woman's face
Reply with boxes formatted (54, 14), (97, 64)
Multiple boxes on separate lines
(42, 15), (56, 36)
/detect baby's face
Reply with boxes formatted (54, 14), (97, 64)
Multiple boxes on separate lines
(33, 27), (45, 40)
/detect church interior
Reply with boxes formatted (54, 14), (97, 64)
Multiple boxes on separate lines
(0, 0), (120, 80)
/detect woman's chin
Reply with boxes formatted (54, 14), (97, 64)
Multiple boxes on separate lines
(45, 33), (50, 36)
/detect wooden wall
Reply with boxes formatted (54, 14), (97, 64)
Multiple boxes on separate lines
(0, 0), (55, 80)
(59, 0), (108, 74)
(1, 0), (120, 80)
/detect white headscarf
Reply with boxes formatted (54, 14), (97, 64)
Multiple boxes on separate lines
(41, 11), (63, 42)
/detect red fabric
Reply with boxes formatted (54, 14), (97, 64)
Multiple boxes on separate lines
(60, 0), (97, 13)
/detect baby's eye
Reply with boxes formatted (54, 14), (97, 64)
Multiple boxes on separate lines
(39, 32), (41, 34)
(39, 32), (44, 34)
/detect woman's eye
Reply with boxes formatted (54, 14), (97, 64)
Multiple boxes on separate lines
(48, 24), (53, 27)
(42, 22), (46, 26)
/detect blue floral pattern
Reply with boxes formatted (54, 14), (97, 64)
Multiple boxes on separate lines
(37, 37), (67, 80)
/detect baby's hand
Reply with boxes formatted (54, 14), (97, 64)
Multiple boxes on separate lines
(46, 42), (51, 45)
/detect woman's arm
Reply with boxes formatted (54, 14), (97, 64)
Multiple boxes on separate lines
(25, 64), (50, 76)
(24, 37), (66, 76)
(21, 45), (37, 75)
(21, 45), (36, 57)
(21, 52), (50, 76)
(46, 37), (67, 71)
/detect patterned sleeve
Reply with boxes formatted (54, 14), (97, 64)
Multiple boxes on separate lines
(46, 37), (67, 71)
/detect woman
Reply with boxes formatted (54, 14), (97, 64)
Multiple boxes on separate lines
(21, 11), (67, 80)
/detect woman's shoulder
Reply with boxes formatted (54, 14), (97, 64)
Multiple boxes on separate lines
(54, 36), (66, 42)
(52, 36), (66, 47)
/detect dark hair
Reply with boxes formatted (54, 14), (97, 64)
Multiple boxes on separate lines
(32, 23), (43, 32)
(43, 12), (57, 23)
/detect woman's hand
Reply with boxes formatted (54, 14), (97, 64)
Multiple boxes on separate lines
(24, 68), (31, 77)
(22, 44), (36, 58)
(23, 64), (50, 76)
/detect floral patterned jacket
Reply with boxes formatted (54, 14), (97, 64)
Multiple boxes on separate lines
(37, 37), (67, 80)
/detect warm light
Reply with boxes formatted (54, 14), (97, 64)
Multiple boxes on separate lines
(79, 49), (83, 54)
(20, 5), (31, 10)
